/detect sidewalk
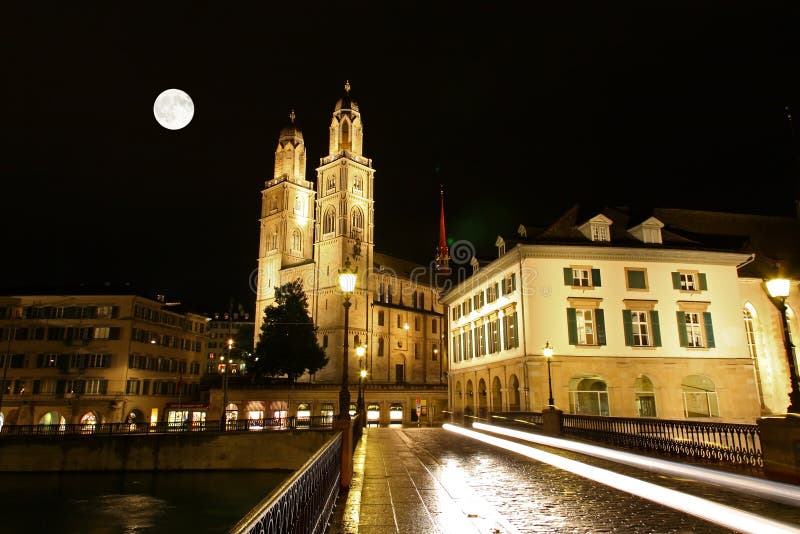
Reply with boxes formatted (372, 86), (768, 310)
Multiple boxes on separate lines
(326, 427), (519, 534)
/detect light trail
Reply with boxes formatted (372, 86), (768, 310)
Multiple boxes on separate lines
(444, 423), (800, 534)
(472, 422), (800, 507)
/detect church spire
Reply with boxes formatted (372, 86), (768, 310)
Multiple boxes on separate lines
(435, 185), (450, 272)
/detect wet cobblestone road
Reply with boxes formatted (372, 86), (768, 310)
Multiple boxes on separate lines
(399, 427), (800, 533)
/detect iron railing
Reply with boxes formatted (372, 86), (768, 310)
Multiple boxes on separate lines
(230, 432), (342, 534)
(561, 414), (763, 467)
(0, 416), (334, 438)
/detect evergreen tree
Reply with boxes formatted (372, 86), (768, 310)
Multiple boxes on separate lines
(249, 279), (328, 383)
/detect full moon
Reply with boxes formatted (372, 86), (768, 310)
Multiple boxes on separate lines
(153, 88), (194, 130)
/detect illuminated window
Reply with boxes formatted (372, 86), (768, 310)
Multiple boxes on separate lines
(591, 224), (610, 242)
(351, 207), (363, 238)
(573, 269), (590, 287)
(291, 228), (302, 253)
(622, 304), (661, 347)
(323, 208), (336, 234)
(569, 376), (609, 415)
(682, 375), (719, 418)
(684, 312), (703, 347)
(743, 307), (758, 359)
(672, 270), (707, 291)
(634, 375), (657, 417)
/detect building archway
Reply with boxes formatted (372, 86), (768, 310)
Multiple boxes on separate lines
(681, 374), (719, 418)
(491, 376), (503, 413)
(477, 378), (488, 418)
(508, 374), (520, 411)
(634, 375), (657, 417)
(465, 380), (474, 418)
(569, 375), (609, 416)
(38, 411), (66, 430)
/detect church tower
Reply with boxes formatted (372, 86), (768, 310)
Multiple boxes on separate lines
(312, 81), (376, 383)
(254, 111), (316, 337)
(435, 185), (451, 273)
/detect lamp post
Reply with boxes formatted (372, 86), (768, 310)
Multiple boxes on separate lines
(356, 344), (366, 415)
(338, 258), (357, 422)
(766, 278), (800, 413)
(220, 337), (233, 430)
(543, 341), (555, 409)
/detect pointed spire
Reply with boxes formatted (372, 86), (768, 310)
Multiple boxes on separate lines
(435, 185), (450, 272)
(345, 80), (351, 94)
(289, 109), (296, 123)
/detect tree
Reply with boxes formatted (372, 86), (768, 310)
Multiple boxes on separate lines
(249, 279), (328, 384)
(233, 323), (255, 355)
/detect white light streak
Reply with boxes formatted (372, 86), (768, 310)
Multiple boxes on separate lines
(444, 423), (800, 534)
(473, 422), (800, 507)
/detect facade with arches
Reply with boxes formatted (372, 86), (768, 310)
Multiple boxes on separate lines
(0, 293), (209, 430)
(444, 205), (800, 424)
(251, 83), (448, 424)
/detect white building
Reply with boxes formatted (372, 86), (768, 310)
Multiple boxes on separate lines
(442, 205), (800, 424)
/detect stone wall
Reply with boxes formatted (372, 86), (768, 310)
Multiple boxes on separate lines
(0, 430), (336, 472)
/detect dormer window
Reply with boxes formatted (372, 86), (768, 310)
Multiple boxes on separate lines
(495, 236), (506, 257)
(628, 217), (664, 244)
(591, 225), (610, 242)
(577, 214), (613, 243)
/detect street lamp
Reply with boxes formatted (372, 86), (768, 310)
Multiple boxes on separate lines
(220, 337), (233, 430)
(356, 344), (366, 415)
(543, 341), (555, 409)
(766, 277), (800, 413)
(338, 258), (357, 422)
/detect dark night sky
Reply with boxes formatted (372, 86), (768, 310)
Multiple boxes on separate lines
(3, 3), (799, 314)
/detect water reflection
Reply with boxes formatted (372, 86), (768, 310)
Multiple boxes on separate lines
(0, 471), (291, 533)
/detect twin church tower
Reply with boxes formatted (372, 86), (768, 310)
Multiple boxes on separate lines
(255, 82), (448, 387)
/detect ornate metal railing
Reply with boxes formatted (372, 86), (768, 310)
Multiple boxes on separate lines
(0, 416), (334, 438)
(230, 433), (342, 534)
(487, 412), (763, 468)
(561, 414), (763, 467)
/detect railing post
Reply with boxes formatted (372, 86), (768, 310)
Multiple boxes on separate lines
(334, 418), (353, 488)
(542, 407), (563, 436)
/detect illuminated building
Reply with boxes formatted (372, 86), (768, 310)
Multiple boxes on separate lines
(442, 205), (800, 423)
(0, 290), (209, 428)
(244, 83), (448, 425)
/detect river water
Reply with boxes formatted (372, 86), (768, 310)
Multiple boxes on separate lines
(0, 470), (292, 533)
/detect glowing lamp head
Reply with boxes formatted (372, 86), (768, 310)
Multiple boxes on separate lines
(356, 345), (365, 357)
(360, 369), (367, 379)
(543, 341), (554, 358)
(767, 278), (791, 299)
(227, 338), (234, 349)
(403, 322), (409, 330)
(338, 258), (357, 295)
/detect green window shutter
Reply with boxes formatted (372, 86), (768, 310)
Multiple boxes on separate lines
(622, 310), (634, 346)
(596, 309), (606, 345)
(671, 272), (681, 289)
(676, 311), (688, 347)
(494, 319), (501, 352)
(501, 315), (508, 349)
(627, 270), (646, 289)
(563, 267), (573, 286)
(33, 380), (41, 394)
(591, 269), (602, 287)
(100, 380), (108, 395)
(511, 273), (516, 291)
(699, 273), (708, 291)
(512, 312), (519, 348)
(567, 308), (578, 345)
(650, 310), (662, 347)
(703, 312), (715, 348)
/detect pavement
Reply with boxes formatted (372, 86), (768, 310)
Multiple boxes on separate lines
(327, 426), (520, 534)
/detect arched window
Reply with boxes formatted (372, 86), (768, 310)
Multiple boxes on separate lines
(323, 208), (336, 235)
(351, 207), (363, 238)
(681, 375), (719, 418)
(743, 306), (758, 359)
(269, 229), (278, 251)
(569, 375), (609, 416)
(291, 228), (302, 253)
(743, 303), (766, 410)
(341, 120), (350, 146)
(634, 375), (656, 417)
